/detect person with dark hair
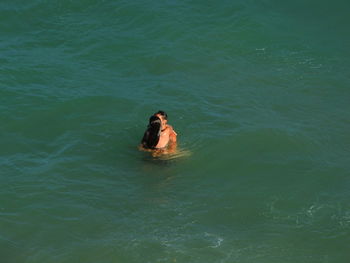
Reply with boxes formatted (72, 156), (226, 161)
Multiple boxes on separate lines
(140, 110), (177, 154)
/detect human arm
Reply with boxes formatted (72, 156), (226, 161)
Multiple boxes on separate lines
(167, 125), (177, 153)
(168, 125), (177, 143)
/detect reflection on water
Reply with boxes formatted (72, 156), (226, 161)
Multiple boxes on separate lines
(153, 149), (192, 161)
(136, 147), (192, 206)
(140, 148), (192, 163)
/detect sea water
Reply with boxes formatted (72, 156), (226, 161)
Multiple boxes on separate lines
(1, 0), (350, 262)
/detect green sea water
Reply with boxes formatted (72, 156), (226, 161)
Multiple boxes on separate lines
(1, 0), (350, 262)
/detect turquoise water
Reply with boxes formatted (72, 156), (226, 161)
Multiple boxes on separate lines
(1, 0), (350, 262)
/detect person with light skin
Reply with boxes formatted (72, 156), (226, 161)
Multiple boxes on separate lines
(140, 110), (177, 155)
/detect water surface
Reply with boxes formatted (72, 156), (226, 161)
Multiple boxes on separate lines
(1, 0), (350, 262)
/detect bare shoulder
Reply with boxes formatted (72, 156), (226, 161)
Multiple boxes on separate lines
(167, 125), (177, 136)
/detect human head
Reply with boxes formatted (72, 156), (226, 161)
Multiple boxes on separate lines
(154, 110), (168, 127)
(148, 115), (161, 126)
(141, 115), (161, 149)
(154, 110), (168, 120)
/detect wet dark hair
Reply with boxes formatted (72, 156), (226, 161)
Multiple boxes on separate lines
(141, 115), (161, 149)
(154, 110), (167, 120)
